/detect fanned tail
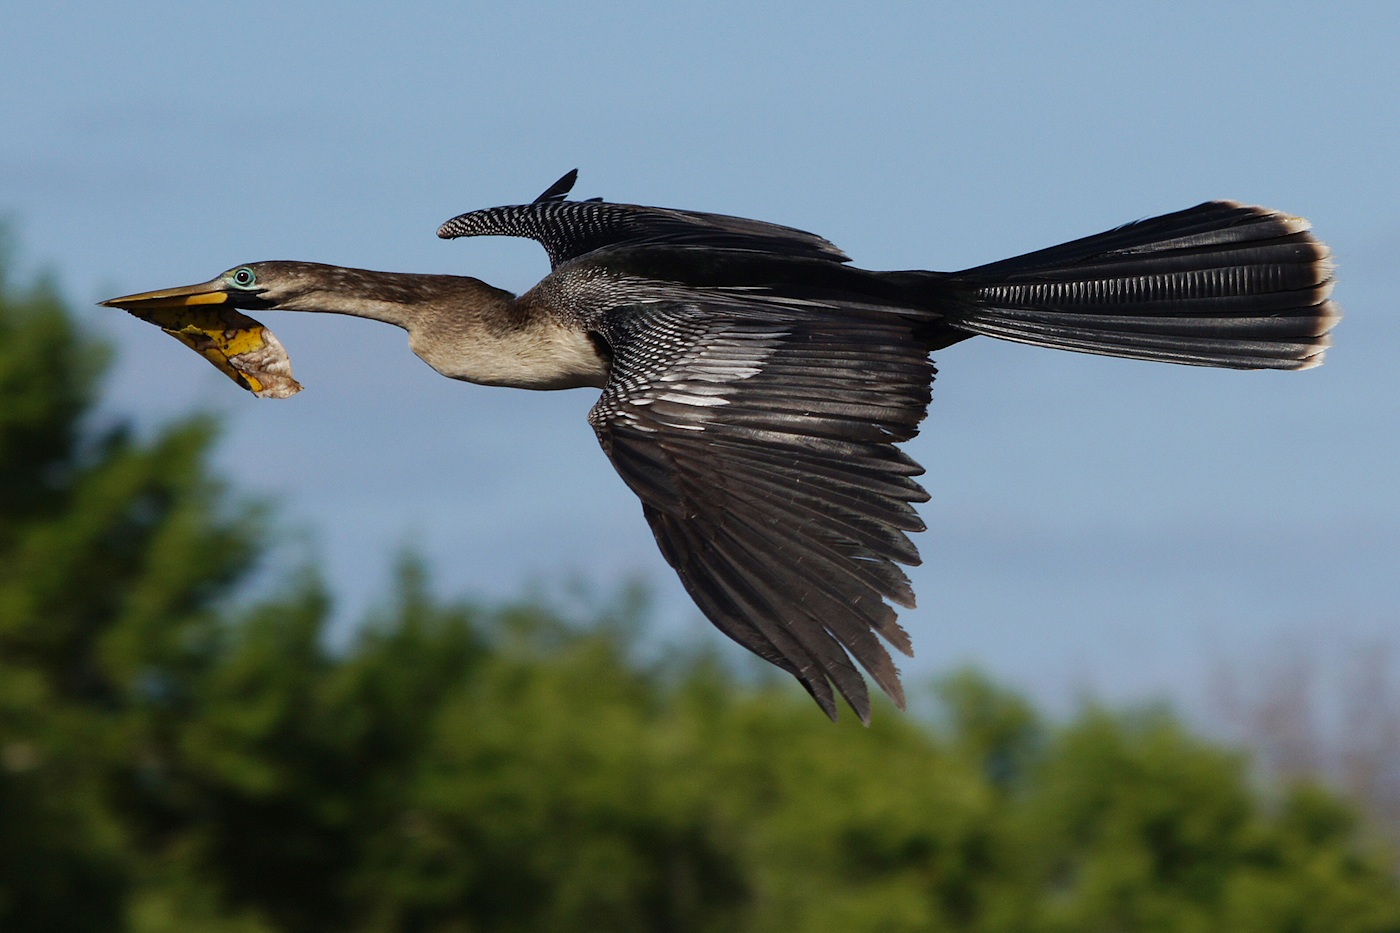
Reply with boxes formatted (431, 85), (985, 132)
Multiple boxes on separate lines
(945, 201), (1339, 370)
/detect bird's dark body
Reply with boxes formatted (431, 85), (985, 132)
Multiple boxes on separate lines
(106, 170), (1338, 721)
(520, 246), (963, 349)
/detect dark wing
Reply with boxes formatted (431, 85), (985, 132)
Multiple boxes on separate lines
(589, 300), (934, 722)
(532, 168), (580, 203)
(437, 170), (850, 269)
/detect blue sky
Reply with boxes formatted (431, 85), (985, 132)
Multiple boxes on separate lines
(3, 2), (1397, 713)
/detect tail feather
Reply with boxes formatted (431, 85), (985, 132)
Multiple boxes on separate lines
(946, 201), (1339, 370)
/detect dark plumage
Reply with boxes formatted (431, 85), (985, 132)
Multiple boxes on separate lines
(105, 171), (1338, 722)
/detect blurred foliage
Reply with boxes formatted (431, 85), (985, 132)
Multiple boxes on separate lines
(1214, 640), (1400, 843)
(4, 249), (1400, 933)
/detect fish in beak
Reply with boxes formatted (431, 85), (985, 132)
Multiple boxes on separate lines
(102, 278), (301, 399)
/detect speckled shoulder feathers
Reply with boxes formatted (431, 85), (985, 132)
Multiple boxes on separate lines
(437, 170), (850, 268)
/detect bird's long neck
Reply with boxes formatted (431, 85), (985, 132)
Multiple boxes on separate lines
(278, 264), (609, 391)
(273, 264), (509, 329)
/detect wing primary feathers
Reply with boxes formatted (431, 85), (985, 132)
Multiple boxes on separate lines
(666, 518), (847, 719)
(533, 169), (579, 203)
(711, 500), (914, 670)
(703, 526), (877, 722)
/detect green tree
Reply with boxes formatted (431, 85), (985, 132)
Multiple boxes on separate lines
(0, 251), (263, 930)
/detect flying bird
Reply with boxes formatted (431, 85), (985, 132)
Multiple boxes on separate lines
(104, 171), (1338, 722)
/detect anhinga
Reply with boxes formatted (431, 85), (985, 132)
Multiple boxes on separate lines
(103, 171), (1338, 722)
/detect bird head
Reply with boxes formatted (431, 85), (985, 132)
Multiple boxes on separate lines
(101, 262), (304, 313)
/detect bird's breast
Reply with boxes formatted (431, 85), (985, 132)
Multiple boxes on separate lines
(408, 317), (611, 391)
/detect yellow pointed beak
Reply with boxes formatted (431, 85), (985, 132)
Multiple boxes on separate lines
(100, 277), (301, 399)
(101, 278), (230, 310)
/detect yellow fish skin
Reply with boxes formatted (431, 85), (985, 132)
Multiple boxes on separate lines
(120, 306), (302, 399)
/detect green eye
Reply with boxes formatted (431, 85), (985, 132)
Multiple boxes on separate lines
(230, 267), (257, 288)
